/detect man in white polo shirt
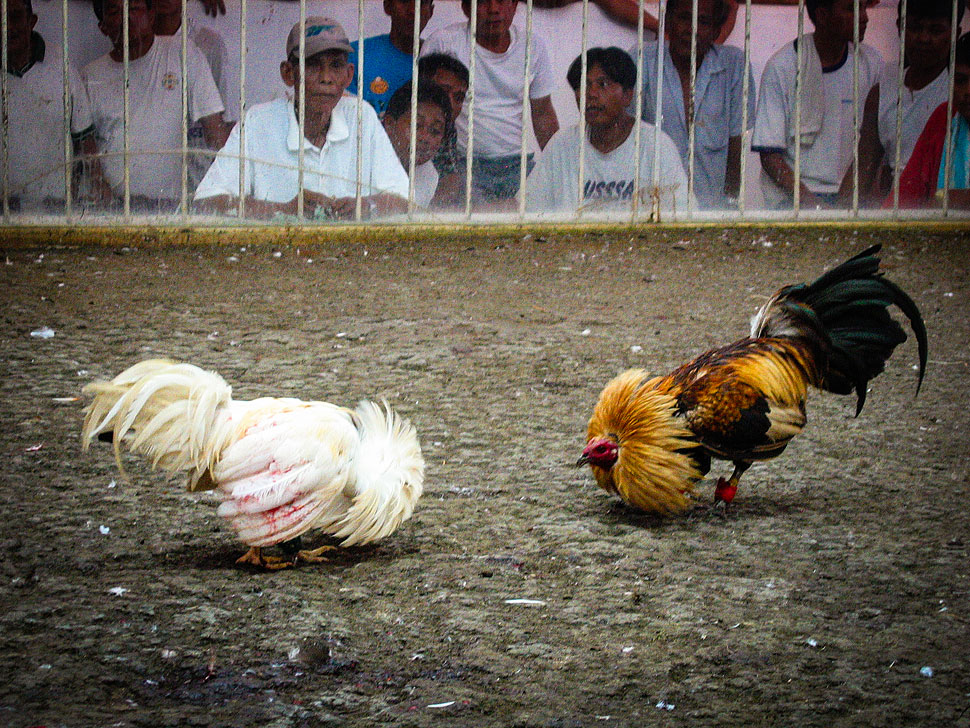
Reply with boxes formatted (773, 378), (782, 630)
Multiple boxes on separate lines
(194, 17), (409, 220)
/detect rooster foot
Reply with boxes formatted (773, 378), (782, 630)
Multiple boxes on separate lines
(691, 499), (730, 519)
(236, 547), (296, 570)
(710, 477), (735, 518)
(295, 545), (337, 564)
(686, 501), (725, 520)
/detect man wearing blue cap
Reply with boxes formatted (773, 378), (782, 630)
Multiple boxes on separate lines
(195, 16), (409, 219)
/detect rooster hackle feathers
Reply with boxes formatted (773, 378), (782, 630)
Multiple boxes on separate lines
(580, 244), (928, 514)
(81, 359), (424, 563)
(583, 369), (703, 515)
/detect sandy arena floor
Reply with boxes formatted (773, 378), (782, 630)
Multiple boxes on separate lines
(1, 226), (967, 727)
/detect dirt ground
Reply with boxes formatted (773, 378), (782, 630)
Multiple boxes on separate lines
(1, 226), (968, 727)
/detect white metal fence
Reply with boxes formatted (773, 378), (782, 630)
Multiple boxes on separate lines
(1, 0), (966, 225)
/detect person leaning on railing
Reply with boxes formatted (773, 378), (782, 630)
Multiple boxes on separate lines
(2, 0), (113, 210)
(858, 0), (964, 206)
(751, 0), (881, 210)
(892, 32), (970, 210)
(522, 47), (690, 213)
(192, 17), (409, 220)
(82, 0), (229, 211)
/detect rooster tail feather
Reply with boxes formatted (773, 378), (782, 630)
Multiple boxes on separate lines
(861, 274), (928, 393)
(81, 359), (233, 488)
(751, 244), (927, 415)
(331, 400), (424, 547)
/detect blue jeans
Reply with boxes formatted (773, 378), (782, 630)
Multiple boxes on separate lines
(455, 153), (535, 203)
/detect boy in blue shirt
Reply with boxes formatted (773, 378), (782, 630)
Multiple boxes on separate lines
(349, 0), (434, 116)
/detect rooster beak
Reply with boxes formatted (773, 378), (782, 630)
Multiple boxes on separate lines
(575, 454), (590, 467)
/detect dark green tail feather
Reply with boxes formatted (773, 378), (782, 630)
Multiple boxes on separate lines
(757, 244), (928, 415)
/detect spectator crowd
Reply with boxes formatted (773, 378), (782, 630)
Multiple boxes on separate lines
(2, 0), (968, 217)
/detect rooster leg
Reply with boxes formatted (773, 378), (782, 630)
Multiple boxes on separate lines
(713, 461), (751, 510)
(235, 547), (296, 570)
(727, 461), (750, 492)
(295, 545), (337, 564)
(710, 486), (730, 518)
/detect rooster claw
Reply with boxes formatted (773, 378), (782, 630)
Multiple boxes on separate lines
(236, 544), (338, 569)
(295, 545), (337, 564)
(686, 501), (726, 520)
(236, 547), (295, 570)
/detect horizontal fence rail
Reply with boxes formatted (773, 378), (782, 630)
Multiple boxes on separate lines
(0, 0), (966, 226)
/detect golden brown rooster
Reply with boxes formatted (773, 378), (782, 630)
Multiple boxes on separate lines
(578, 245), (927, 514)
(81, 359), (424, 568)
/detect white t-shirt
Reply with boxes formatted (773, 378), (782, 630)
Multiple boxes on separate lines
(524, 120), (691, 213)
(420, 21), (558, 158)
(752, 39), (881, 207)
(412, 159), (439, 208)
(82, 35), (225, 200)
(175, 21), (233, 188)
(185, 20), (231, 118)
(878, 63), (949, 175)
(2, 35), (93, 202)
(194, 96), (410, 203)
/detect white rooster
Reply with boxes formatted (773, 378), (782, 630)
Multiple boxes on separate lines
(81, 359), (424, 568)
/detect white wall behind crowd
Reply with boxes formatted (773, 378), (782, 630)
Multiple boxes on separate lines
(36, 0), (907, 125)
(25, 0), (967, 217)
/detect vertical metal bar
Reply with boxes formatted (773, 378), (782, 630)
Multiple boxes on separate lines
(123, 0), (131, 217)
(738, 0), (752, 215)
(62, 0), (73, 216)
(296, 0), (306, 218)
(686, 0), (698, 213)
(464, 0), (478, 218)
(652, 0), (667, 220)
(577, 0), (589, 218)
(237, 0), (247, 218)
(180, 0), (189, 217)
(517, 0), (534, 218)
(891, 0), (907, 216)
(850, 0), (860, 215)
(355, 0), (365, 220)
(408, 0), (423, 217)
(2, 0), (10, 218)
(631, 0), (645, 221)
(793, 0), (804, 215)
(941, 0), (959, 215)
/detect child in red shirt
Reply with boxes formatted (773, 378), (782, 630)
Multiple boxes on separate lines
(893, 32), (970, 208)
